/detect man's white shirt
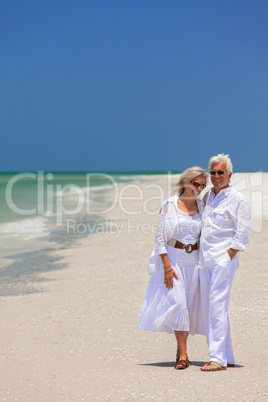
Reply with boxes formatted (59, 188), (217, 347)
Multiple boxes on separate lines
(199, 185), (250, 269)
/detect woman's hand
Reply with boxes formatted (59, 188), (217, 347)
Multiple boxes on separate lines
(164, 266), (179, 289)
(160, 253), (179, 289)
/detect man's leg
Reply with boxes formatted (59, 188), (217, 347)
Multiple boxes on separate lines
(208, 257), (237, 367)
(226, 316), (235, 365)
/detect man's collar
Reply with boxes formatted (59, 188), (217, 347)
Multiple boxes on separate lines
(211, 185), (232, 197)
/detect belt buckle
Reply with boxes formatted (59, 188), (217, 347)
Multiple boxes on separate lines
(183, 244), (193, 254)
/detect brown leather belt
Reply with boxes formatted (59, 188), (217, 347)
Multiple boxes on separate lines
(167, 238), (199, 254)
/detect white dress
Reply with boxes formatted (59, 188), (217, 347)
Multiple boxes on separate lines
(138, 195), (205, 335)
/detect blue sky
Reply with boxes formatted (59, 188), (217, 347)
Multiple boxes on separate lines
(1, 0), (267, 172)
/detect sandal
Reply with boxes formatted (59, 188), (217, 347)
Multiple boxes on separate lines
(175, 352), (191, 370)
(176, 351), (191, 364)
(174, 358), (190, 370)
(200, 361), (227, 372)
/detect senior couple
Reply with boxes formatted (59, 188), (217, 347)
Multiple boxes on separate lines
(138, 153), (250, 371)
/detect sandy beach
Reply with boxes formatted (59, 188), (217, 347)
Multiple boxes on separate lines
(1, 173), (268, 401)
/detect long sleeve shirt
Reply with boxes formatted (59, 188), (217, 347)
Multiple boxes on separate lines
(155, 194), (202, 255)
(199, 185), (250, 269)
(147, 194), (204, 275)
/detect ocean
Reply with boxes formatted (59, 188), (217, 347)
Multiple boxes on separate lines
(0, 171), (169, 296)
(0, 170), (266, 296)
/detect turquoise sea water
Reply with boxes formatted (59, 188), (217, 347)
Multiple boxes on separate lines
(0, 171), (165, 223)
(0, 171), (168, 295)
(0, 170), (153, 238)
(0, 170), (264, 296)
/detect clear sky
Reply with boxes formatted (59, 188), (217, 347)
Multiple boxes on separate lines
(1, 0), (267, 172)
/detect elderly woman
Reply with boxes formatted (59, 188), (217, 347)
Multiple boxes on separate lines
(138, 167), (208, 369)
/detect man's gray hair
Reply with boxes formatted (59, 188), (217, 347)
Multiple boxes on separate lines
(209, 153), (233, 174)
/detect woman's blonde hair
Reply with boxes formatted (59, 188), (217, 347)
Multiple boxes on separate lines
(175, 166), (209, 195)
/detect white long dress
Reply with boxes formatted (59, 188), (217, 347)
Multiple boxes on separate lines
(138, 196), (205, 335)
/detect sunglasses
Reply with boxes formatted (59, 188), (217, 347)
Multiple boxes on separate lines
(191, 181), (206, 190)
(209, 170), (225, 176)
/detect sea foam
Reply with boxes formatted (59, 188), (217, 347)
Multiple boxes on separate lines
(0, 216), (50, 240)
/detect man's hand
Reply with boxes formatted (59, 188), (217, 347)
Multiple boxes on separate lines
(227, 248), (239, 260)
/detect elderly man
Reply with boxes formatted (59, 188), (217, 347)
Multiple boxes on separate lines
(199, 153), (250, 371)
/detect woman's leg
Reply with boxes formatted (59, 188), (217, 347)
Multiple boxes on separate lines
(174, 330), (188, 368)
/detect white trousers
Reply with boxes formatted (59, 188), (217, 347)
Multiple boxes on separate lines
(199, 253), (237, 367)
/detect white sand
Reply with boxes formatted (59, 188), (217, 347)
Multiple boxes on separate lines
(1, 173), (268, 401)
